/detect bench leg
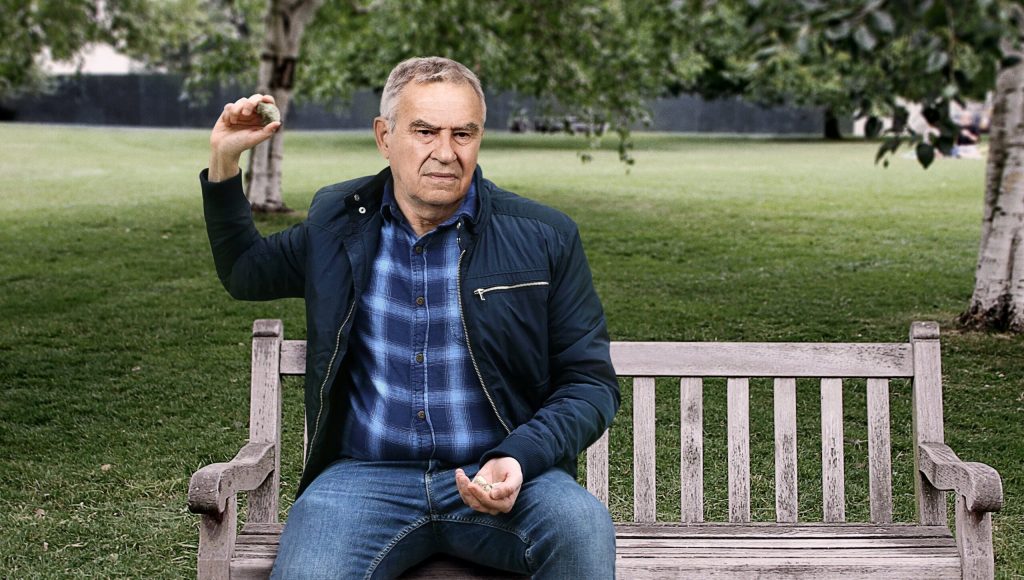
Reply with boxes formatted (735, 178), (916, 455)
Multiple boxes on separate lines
(955, 494), (995, 579)
(198, 496), (237, 580)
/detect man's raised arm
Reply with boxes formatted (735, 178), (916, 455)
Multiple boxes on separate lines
(200, 94), (305, 301)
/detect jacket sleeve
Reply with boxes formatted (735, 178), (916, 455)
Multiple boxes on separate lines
(481, 225), (620, 481)
(200, 169), (306, 300)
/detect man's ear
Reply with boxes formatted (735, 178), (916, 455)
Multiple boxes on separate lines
(373, 117), (390, 159)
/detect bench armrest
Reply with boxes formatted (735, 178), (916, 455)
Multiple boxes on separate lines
(188, 441), (276, 515)
(918, 442), (1003, 513)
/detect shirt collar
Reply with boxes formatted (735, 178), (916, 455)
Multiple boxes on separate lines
(380, 179), (478, 230)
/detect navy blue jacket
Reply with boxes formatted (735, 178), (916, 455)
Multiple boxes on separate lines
(200, 166), (619, 495)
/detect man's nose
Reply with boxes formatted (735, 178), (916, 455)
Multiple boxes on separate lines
(432, 132), (457, 163)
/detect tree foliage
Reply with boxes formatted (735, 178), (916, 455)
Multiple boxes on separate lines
(0, 0), (204, 99)
(729, 0), (1021, 167)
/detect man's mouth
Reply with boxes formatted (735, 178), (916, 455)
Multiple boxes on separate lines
(425, 172), (459, 181)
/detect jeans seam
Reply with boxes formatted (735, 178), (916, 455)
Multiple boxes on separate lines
(433, 515), (537, 574)
(364, 516), (431, 580)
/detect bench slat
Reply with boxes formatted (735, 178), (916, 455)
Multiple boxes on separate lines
(634, 377), (658, 523)
(613, 523), (955, 538)
(867, 378), (893, 524)
(910, 322), (947, 526)
(680, 377), (704, 523)
(586, 429), (609, 508)
(280, 340), (306, 375)
(283, 341), (915, 378)
(230, 524), (960, 579)
(611, 342), (913, 378)
(774, 378), (798, 523)
(821, 378), (846, 523)
(613, 558), (961, 579)
(727, 378), (751, 523)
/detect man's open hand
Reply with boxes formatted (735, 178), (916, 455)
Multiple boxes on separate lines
(208, 94), (281, 181)
(455, 457), (523, 515)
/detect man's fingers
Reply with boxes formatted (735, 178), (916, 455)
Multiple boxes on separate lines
(454, 469), (477, 506)
(488, 482), (515, 501)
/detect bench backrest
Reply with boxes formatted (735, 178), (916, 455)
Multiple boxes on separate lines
(252, 319), (947, 527)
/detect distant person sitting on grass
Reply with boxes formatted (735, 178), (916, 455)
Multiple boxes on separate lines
(198, 56), (620, 579)
(953, 110), (983, 160)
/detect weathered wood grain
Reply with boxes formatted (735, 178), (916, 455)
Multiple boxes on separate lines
(727, 378), (750, 523)
(586, 429), (610, 508)
(248, 320), (283, 524)
(820, 378), (846, 523)
(198, 496), (236, 580)
(280, 340), (306, 375)
(188, 441), (275, 515)
(918, 443), (1003, 513)
(225, 523), (962, 580)
(634, 377), (658, 523)
(680, 377), (704, 523)
(773, 378), (798, 523)
(910, 322), (947, 526)
(866, 378), (893, 524)
(956, 494), (996, 580)
(610, 342), (913, 377)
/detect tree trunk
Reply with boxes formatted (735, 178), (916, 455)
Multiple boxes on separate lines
(960, 32), (1024, 332)
(245, 0), (323, 213)
(823, 108), (842, 140)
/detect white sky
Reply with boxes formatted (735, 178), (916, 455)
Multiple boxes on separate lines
(42, 44), (142, 74)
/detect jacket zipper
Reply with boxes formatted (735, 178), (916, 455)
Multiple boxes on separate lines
(305, 298), (358, 464)
(473, 281), (550, 301)
(457, 246), (513, 435)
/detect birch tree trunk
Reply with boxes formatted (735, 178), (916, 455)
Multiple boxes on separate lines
(245, 0), (323, 213)
(960, 21), (1024, 332)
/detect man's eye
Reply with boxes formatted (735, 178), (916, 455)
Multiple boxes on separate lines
(417, 130), (432, 136)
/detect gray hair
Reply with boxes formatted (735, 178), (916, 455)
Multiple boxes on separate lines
(379, 57), (486, 130)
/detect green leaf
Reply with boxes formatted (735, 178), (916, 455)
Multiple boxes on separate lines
(825, 22), (850, 41)
(916, 143), (935, 169)
(865, 116), (883, 138)
(870, 10), (895, 34)
(926, 51), (949, 73)
(935, 134), (955, 156)
(875, 136), (899, 165)
(854, 25), (877, 51)
(892, 107), (909, 132)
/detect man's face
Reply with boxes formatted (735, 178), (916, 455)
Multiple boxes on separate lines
(374, 82), (484, 215)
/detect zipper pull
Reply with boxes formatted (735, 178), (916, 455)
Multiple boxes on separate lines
(474, 288), (487, 301)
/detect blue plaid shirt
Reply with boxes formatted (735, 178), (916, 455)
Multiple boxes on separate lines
(338, 182), (507, 464)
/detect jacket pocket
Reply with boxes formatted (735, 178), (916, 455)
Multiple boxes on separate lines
(473, 281), (550, 301)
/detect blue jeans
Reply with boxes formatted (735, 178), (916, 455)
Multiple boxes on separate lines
(271, 459), (616, 579)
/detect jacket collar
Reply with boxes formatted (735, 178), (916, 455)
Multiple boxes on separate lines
(344, 165), (491, 236)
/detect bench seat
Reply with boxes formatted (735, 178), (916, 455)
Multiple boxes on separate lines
(229, 522), (960, 579)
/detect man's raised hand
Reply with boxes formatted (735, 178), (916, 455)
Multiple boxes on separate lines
(208, 94), (281, 181)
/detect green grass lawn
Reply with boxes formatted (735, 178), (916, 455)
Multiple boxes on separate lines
(1, 124), (1020, 577)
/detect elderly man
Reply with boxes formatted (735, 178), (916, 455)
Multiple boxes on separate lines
(200, 56), (619, 578)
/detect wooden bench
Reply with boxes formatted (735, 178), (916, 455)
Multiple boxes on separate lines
(189, 319), (1004, 579)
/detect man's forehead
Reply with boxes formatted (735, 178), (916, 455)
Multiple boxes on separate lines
(396, 82), (483, 125)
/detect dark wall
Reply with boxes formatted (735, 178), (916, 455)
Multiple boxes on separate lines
(0, 74), (825, 135)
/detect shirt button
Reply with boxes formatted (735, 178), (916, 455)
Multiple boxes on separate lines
(415, 296), (425, 306)
(414, 245), (423, 254)
(417, 410), (426, 420)
(415, 353), (424, 363)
